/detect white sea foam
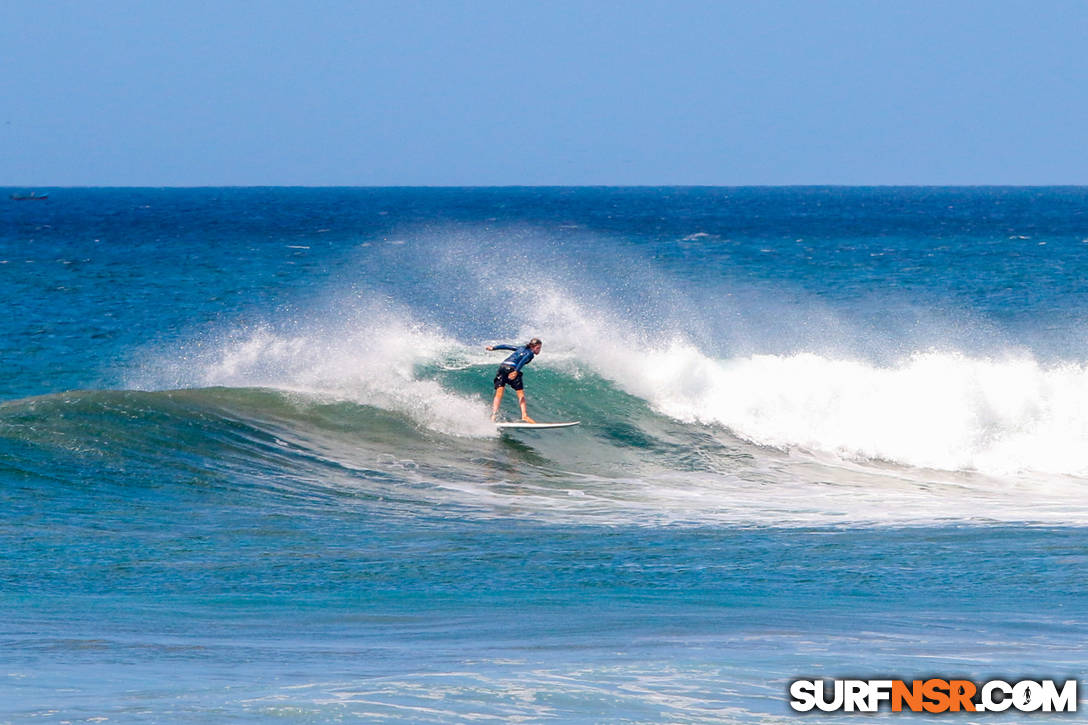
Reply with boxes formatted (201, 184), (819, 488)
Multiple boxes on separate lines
(513, 286), (1088, 478)
(628, 347), (1088, 476)
(133, 306), (497, 438)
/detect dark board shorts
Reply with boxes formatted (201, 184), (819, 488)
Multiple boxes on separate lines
(493, 365), (523, 391)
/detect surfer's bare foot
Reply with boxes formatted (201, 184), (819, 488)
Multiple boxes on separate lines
(490, 413), (498, 422)
(521, 416), (536, 424)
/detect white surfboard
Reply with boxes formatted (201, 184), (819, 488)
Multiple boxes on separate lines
(495, 421), (580, 430)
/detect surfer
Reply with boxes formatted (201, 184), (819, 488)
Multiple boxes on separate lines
(486, 338), (542, 423)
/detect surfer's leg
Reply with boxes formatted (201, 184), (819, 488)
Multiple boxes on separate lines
(516, 390), (536, 424)
(491, 387), (504, 421)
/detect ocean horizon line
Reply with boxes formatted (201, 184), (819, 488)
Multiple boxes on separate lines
(6, 183), (1088, 190)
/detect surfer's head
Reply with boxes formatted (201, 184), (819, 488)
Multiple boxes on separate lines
(528, 338), (542, 353)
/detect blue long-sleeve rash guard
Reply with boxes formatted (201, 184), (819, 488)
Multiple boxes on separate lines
(493, 344), (535, 373)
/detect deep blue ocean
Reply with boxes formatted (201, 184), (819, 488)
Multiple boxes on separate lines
(2, 188), (1086, 722)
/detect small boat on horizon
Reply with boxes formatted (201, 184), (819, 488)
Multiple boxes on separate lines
(10, 191), (48, 201)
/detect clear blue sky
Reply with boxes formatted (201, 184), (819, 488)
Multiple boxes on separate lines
(3, 0), (1087, 186)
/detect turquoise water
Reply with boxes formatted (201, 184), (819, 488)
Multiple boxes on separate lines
(2, 188), (1086, 722)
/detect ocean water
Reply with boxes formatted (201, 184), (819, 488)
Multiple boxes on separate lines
(1, 187), (1086, 723)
